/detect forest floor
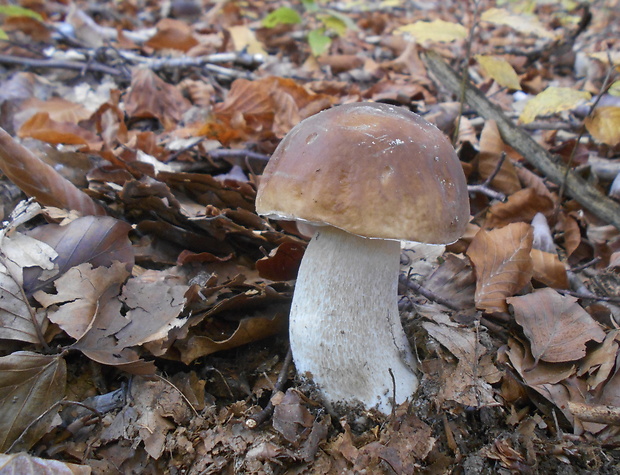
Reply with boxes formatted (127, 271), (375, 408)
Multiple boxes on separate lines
(0, 0), (619, 473)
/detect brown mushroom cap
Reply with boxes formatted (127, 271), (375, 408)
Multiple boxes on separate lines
(256, 102), (470, 244)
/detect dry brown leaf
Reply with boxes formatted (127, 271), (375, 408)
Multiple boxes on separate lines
(530, 248), (569, 289)
(23, 215), (134, 296)
(467, 222), (534, 313)
(0, 352), (66, 452)
(210, 76), (334, 141)
(125, 69), (191, 130)
(0, 127), (106, 216)
(485, 188), (553, 229)
(18, 112), (97, 145)
(477, 120), (521, 195)
(0, 453), (90, 475)
(19, 97), (92, 125)
(423, 322), (499, 407)
(256, 241), (305, 281)
(144, 18), (198, 52)
(507, 288), (606, 364)
(423, 254), (476, 311)
(272, 389), (315, 444)
(577, 330), (619, 390)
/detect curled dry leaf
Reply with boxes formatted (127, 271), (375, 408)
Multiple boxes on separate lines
(577, 330), (619, 391)
(467, 222), (533, 313)
(0, 127), (106, 216)
(0, 352), (66, 452)
(507, 288), (605, 364)
(18, 112), (98, 146)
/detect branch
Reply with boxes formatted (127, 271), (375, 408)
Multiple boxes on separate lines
(0, 54), (123, 76)
(422, 50), (620, 231)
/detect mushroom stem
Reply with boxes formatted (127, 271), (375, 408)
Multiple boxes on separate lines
(289, 225), (419, 414)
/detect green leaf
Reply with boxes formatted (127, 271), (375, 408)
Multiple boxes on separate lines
(301, 0), (320, 12)
(318, 13), (348, 36)
(262, 7), (302, 28)
(0, 5), (43, 22)
(308, 29), (331, 57)
(0, 29), (7, 41)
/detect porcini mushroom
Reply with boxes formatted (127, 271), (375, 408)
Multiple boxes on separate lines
(256, 102), (469, 414)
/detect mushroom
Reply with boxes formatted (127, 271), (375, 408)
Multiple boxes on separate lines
(256, 102), (469, 414)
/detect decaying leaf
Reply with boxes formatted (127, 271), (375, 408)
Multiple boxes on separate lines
(272, 389), (314, 444)
(467, 222), (533, 313)
(577, 330), (619, 390)
(485, 188), (554, 229)
(423, 321), (500, 407)
(508, 288), (605, 364)
(0, 352), (66, 452)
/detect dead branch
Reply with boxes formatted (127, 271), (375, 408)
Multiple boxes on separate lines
(422, 50), (620, 231)
(568, 401), (620, 425)
(0, 53), (124, 76)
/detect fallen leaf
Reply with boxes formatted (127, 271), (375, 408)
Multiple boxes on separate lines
(477, 120), (521, 195)
(530, 249), (569, 289)
(256, 241), (305, 281)
(272, 389), (314, 443)
(0, 453), (90, 475)
(0, 352), (66, 452)
(125, 69), (191, 130)
(395, 19), (467, 43)
(577, 330), (619, 390)
(481, 8), (557, 40)
(144, 18), (198, 52)
(476, 55), (522, 90)
(23, 215), (134, 296)
(519, 87), (591, 124)
(467, 222), (533, 313)
(18, 112), (97, 145)
(507, 288), (605, 364)
(485, 188), (554, 229)
(585, 107), (620, 146)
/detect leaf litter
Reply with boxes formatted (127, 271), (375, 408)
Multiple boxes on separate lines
(0, 0), (618, 473)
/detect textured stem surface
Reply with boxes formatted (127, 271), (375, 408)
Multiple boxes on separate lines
(289, 226), (418, 413)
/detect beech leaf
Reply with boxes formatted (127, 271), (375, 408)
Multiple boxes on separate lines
(0, 352), (66, 452)
(467, 222), (533, 313)
(519, 87), (591, 124)
(507, 288), (606, 364)
(23, 215), (134, 296)
(475, 55), (521, 90)
(0, 453), (90, 475)
(585, 107), (620, 146)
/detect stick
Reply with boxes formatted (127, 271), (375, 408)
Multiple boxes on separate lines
(568, 401), (620, 425)
(422, 50), (620, 231)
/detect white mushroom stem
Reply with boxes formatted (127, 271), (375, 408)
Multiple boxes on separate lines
(289, 225), (419, 414)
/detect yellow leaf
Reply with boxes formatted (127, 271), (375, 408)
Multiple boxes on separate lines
(519, 87), (591, 124)
(589, 51), (620, 71)
(226, 25), (267, 56)
(609, 81), (620, 97)
(585, 107), (620, 146)
(481, 8), (556, 40)
(475, 55), (522, 90)
(395, 19), (467, 43)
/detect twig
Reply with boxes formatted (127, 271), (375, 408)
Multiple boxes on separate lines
(568, 401), (620, 425)
(556, 288), (620, 303)
(208, 149), (271, 162)
(0, 54), (124, 76)
(246, 348), (293, 429)
(399, 274), (460, 311)
(467, 151), (508, 202)
(422, 50), (620, 231)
